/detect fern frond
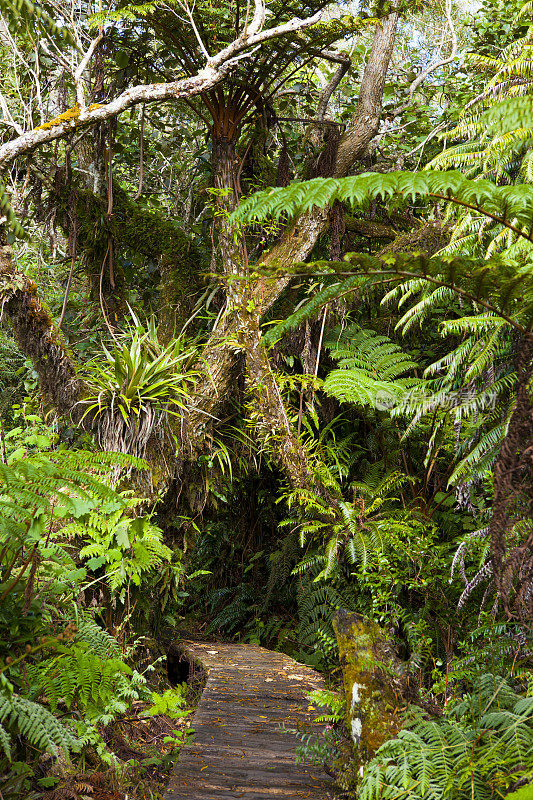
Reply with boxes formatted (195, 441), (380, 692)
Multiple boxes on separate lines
(0, 688), (79, 759)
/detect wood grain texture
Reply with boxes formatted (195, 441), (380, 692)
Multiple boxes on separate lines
(164, 641), (335, 800)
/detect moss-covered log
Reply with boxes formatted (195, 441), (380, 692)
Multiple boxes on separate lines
(379, 220), (452, 256)
(344, 216), (396, 239)
(333, 609), (405, 786)
(0, 233), (84, 417)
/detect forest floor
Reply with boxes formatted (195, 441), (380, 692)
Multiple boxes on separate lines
(38, 707), (195, 800)
(37, 646), (206, 800)
(163, 640), (336, 800)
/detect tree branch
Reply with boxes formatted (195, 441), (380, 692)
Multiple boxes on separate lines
(0, 5), (322, 172)
(316, 52), (351, 122)
(73, 31), (104, 110)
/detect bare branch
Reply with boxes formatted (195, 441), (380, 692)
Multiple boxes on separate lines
(246, 0), (266, 38)
(0, 6), (322, 172)
(73, 31), (104, 109)
(307, 47), (352, 66)
(316, 53), (351, 121)
(406, 0), (458, 99)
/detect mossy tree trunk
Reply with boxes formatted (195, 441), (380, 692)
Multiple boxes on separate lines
(211, 134), (245, 287)
(333, 609), (405, 788)
(0, 230), (85, 418)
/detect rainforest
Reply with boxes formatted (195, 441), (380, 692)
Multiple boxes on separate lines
(0, 0), (532, 797)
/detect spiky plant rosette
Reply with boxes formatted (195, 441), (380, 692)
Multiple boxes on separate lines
(79, 318), (197, 457)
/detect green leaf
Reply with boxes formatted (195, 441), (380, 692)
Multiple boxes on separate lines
(114, 522), (131, 549)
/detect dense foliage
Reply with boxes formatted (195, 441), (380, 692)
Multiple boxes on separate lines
(0, 0), (532, 797)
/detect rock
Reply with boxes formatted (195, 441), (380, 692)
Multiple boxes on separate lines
(332, 609), (406, 784)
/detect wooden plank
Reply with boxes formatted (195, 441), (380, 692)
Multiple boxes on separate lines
(164, 641), (335, 800)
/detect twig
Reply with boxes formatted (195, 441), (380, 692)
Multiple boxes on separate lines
(134, 105), (145, 201)
(58, 255), (76, 329)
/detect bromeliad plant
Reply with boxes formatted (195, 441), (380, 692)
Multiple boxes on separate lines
(79, 314), (197, 458)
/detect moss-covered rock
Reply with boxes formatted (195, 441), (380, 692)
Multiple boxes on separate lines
(333, 608), (406, 786)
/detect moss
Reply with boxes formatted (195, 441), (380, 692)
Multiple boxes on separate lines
(36, 103), (102, 130)
(380, 220), (452, 257)
(333, 609), (405, 788)
(52, 180), (205, 327)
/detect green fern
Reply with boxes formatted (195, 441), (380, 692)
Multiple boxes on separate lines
(429, 40), (533, 183)
(323, 325), (418, 409)
(206, 584), (258, 635)
(0, 450), (149, 761)
(234, 121), (533, 341)
(0, 683), (79, 760)
(295, 571), (353, 667)
(0, 0), (77, 42)
(34, 646), (132, 714)
(307, 688), (344, 724)
(359, 674), (533, 800)
(75, 617), (122, 660)
(70, 504), (172, 593)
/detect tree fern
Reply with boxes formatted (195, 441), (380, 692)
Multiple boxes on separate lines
(325, 329), (417, 378)
(429, 38), (533, 182)
(425, 18), (533, 261)
(286, 465), (422, 585)
(390, 302), (516, 488)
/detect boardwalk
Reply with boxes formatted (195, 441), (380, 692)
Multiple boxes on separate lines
(164, 641), (335, 800)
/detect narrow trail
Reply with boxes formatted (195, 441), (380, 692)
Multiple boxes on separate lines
(164, 641), (335, 800)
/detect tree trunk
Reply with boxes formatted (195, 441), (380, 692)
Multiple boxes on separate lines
(242, 308), (334, 497)
(211, 133), (249, 309)
(178, 11), (400, 475)
(332, 609), (405, 789)
(333, 12), (399, 179)
(489, 333), (533, 622)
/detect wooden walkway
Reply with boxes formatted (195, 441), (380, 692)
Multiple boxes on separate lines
(164, 641), (335, 800)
